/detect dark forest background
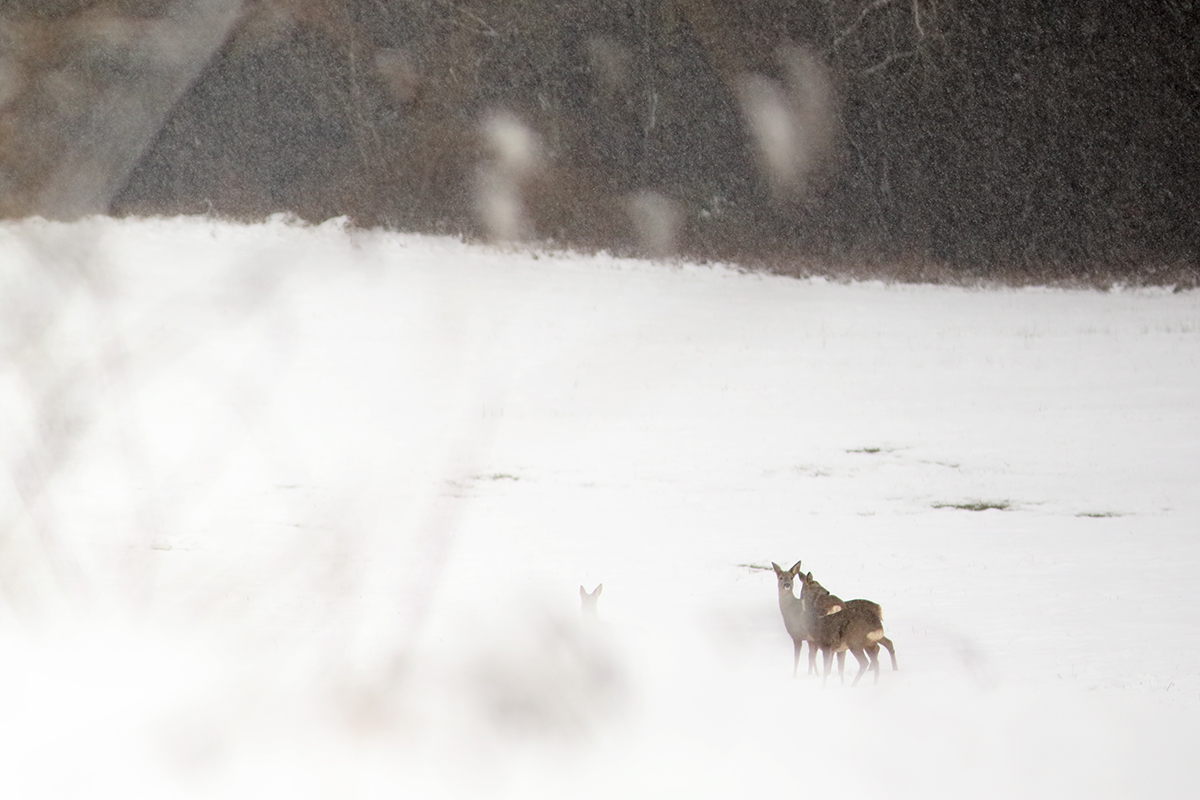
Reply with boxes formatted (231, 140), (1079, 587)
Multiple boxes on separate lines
(1, 0), (1197, 285)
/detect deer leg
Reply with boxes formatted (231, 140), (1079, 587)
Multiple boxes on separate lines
(792, 639), (802, 677)
(849, 647), (871, 687)
(869, 646), (881, 684)
(821, 648), (834, 687)
(878, 636), (898, 670)
(836, 650), (846, 685)
(807, 640), (819, 675)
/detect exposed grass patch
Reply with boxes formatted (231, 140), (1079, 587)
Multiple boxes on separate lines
(1076, 511), (1126, 518)
(443, 473), (521, 497)
(791, 465), (833, 477)
(919, 459), (962, 469)
(932, 500), (1011, 512)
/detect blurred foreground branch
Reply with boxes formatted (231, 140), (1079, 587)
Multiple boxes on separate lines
(0, 0), (245, 220)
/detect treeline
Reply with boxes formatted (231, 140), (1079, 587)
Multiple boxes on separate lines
(3, 1), (1198, 284)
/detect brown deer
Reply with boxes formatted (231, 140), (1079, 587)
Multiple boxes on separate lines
(799, 571), (897, 686)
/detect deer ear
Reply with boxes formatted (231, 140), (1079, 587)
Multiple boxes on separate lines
(595, 584), (603, 596)
(789, 560), (802, 574)
(580, 585), (586, 597)
(806, 572), (813, 581)
(771, 562), (783, 575)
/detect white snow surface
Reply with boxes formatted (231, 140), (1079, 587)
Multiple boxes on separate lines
(1, 216), (1198, 797)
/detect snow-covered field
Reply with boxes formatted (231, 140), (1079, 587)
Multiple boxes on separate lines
(1, 216), (1198, 798)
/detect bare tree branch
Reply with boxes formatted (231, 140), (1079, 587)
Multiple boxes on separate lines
(862, 49), (917, 76)
(431, 0), (498, 38)
(832, 0), (901, 50)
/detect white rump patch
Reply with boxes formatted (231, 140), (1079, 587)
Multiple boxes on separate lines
(867, 630), (884, 642)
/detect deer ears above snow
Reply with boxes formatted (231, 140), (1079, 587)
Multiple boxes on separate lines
(580, 584), (602, 598)
(789, 560), (803, 575)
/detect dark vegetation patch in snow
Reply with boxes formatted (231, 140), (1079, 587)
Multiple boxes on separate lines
(932, 500), (1012, 512)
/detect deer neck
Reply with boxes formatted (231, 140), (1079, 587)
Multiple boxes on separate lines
(779, 589), (807, 633)
(799, 595), (827, 627)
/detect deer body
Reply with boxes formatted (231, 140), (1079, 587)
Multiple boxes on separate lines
(808, 606), (885, 686)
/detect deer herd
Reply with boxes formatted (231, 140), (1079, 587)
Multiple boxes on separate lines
(771, 560), (897, 686)
(582, 559), (897, 687)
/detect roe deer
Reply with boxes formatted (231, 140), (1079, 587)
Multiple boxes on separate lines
(580, 584), (603, 618)
(798, 570), (895, 675)
(800, 573), (897, 686)
(772, 561), (811, 676)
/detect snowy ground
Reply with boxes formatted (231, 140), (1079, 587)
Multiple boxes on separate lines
(1, 216), (1198, 798)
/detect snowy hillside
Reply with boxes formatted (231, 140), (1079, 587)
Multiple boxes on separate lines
(1, 216), (1197, 798)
